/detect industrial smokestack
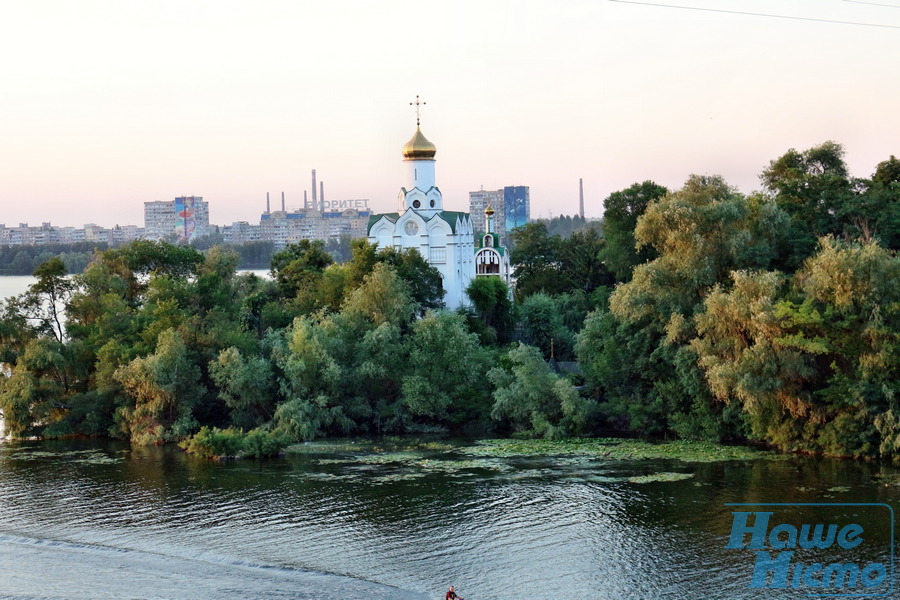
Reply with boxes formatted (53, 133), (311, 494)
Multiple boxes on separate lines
(311, 169), (317, 207)
(304, 190), (308, 210)
(266, 192), (270, 214)
(320, 182), (324, 212)
(281, 191), (285, 212)
(579, 178), (585, 219)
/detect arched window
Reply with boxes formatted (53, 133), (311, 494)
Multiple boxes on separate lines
(476, 249), (501, 275)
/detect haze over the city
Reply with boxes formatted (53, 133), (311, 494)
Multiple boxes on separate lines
(2, 0), (898, 228)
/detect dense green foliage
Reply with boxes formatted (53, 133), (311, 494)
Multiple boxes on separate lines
(0, 239), (496, 449)
(0, 141), (897, 460)
(489, 343), (594, 439)
(532, 214), (598, 239)
(509, 222), (613, 301)
(597, 181), (668, 282)
(574, 147), (899, 457)
(179, 425), (289, 459)
(465, 276), (515, 345)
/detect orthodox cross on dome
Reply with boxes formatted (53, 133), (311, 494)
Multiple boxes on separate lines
(410, 95), (426, 127)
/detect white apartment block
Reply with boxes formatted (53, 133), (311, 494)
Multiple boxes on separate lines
(143, 197), (210, 241)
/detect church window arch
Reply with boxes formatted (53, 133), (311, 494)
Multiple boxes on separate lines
(476, 249), (501, 275)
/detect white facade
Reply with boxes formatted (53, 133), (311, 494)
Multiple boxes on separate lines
(143, 197), (210, 241)
(368, 126), (476, 309)
(259, 208), (370, 249)
(475, 234), (512, 287)
(369, 210), (475, 309)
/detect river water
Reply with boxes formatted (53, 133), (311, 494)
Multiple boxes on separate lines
(0, 438), (897, 600)
(0, 276), (36, 301)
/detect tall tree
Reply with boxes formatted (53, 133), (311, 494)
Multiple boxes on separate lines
(691, 237), (900, 457)
(611, 175), (787, 326)
(209, 347), (276, 429)
(401, 312), (490, 429)
(25, 257), (73, 343)
(761, 141), (855, 268)
(271, 239), (334, 300)
(558, 227), (614, 293)
(598, 181), (668, 281)
(375, 246), (445, 311)
(489, 343), (592, 439)
(580, 175), (787, 438)
(342, 263), (416, 328)
(858, 155), (900, 250)
(113, 328), (204, 445)
(509, 222), (562, 300)
(465, 276), (514, 344)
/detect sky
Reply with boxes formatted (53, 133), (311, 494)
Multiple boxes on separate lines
(1, 0), (899, 228)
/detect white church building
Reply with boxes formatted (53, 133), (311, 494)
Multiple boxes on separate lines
(368, 121), (476, 308)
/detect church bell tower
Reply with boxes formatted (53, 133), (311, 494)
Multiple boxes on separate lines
(399, 95), (443, 216)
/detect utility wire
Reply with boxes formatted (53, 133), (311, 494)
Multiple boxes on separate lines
(842, 0), (900, 9)
(608, 0), (900, 29)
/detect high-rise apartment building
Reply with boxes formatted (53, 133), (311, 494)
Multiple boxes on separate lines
(143, 197), (209, 241)
(468, 186), (530, 244)
(469, 189), (504, 235)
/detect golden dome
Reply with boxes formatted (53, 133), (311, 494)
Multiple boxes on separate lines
(484, 205), (495, 216)
(402, 127), (437, 160)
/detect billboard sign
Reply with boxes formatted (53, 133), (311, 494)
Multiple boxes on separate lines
(321, 199), (370, 212)
(503, 186), (529, 233)
(175, 196), (196, 242)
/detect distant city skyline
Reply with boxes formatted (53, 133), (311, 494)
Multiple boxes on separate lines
(2, 0), (898, 228)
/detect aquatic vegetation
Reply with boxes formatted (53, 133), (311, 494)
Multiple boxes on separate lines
(278, 436), (779, 488)
(349, 452), (422, 464)
(370, 472), (429, 484)
(627, 472), (694, 484)
(277, 435), (769, 490)
(286, 438), (455, 455)
(291, 471), (358, 482)
(308, 451), (515, 486)
(458, 438), (772, 462)
(5, 449), (121, 465)
(286, 441), (372, 454)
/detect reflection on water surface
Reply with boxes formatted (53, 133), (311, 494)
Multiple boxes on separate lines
(0, 438), (897, 600)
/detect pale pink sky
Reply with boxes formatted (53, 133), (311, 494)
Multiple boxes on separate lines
(1, 0), (898, 228)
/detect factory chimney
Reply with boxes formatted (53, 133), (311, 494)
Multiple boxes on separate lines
(311, 169), (317, 208)
(304, 190), (308, 210)
(281, 191), (285, 212)
(266, 192), (270, 214)
(579, 178), (585, 219)
(320, 181), (325, 212)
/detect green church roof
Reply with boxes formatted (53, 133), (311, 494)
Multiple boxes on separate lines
(475, 232), (505, 256)
(368, 210), (470, 235)
(367, 213), (399, 234)
(433, 211), (468, 233)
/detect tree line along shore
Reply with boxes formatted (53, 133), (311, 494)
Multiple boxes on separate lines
(0, 142), (897, 460)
